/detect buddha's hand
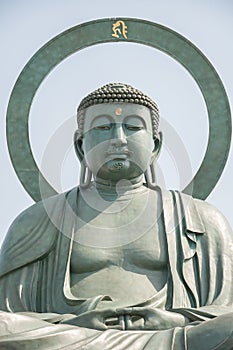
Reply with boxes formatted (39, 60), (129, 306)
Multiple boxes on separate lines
(116, 307), (187, 330)
(60, 308), (123, 331)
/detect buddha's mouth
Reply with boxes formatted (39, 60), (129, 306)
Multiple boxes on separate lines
(105, 148), (133, 158)
(106, 153), (128, 159)
(105, 154), (131, 166)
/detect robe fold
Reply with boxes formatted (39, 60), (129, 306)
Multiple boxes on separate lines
(0, 187), (232, 349)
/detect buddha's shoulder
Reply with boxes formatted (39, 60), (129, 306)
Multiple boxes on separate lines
(0, 189), (77, 276)
(184, 194), (233, 240)
(193, 197), (229, 226)
(7, 187), (77, 228)
(9, 197), (51, 227)
(6, 191), (69, 233)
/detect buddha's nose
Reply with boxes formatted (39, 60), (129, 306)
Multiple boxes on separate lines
(111, 125), (127, 146)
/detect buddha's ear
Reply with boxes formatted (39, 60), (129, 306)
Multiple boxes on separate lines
(151, 131), (163, 162)
(74, 130), (84, 162)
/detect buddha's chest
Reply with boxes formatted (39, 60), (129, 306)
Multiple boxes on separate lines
(71, 194), (167, 274)
(71, 226), (167, 276)
(71, 215), (167, 274)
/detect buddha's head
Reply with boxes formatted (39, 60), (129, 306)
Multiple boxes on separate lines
(74, 83), (162, 188)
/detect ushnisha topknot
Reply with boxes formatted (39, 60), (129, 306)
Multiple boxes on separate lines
(77, 83), (160, 138)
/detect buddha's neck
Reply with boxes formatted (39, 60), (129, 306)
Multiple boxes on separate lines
(93, 175), (145, 200)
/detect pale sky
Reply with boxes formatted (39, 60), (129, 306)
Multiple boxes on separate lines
(1, 0), (233, 244)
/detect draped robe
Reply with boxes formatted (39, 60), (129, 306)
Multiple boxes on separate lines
(0, 187), (232, 349)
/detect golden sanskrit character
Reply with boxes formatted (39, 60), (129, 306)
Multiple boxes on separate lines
(112, 20), (128, 39)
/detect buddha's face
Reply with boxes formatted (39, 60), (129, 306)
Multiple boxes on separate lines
(79, 103), (159, 182)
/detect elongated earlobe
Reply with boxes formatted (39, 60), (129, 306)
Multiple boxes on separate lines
(74, 130), (92, 188)
(145, 162), (157, 189)
(145, 132), (162, 189)
(80, 162), (92, 188)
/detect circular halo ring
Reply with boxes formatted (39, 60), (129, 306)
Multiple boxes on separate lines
(6, 18), (231, 202)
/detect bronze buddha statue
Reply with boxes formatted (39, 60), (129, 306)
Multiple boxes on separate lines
(0, 84), (232, 349)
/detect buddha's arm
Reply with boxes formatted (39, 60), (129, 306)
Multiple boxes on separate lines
(175, 199), (233, 322)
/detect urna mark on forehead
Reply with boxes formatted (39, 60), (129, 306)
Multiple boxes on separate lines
(76, 83), (160, 139)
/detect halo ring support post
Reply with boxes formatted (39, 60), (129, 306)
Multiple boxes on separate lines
(6, 18), (231, 202)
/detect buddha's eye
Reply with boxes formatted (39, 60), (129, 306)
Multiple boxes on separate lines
(94, 124), (112, 130)
(125, 124), (144, 131)
(124, 116), (146, 132)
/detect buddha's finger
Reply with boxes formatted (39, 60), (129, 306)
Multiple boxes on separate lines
(124, 315), (145, 330)
(117, 307), (147, 317)
(118, 315), (125, 330)
(104, 315), (125, 330)
(124, 315), (133, 330)
(103, 316), (124, 330)
(126, 307), (148, 316)
(101, 308), (117, 317)
(104, 316), (119, 326)
(116, 307), (133, 316)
